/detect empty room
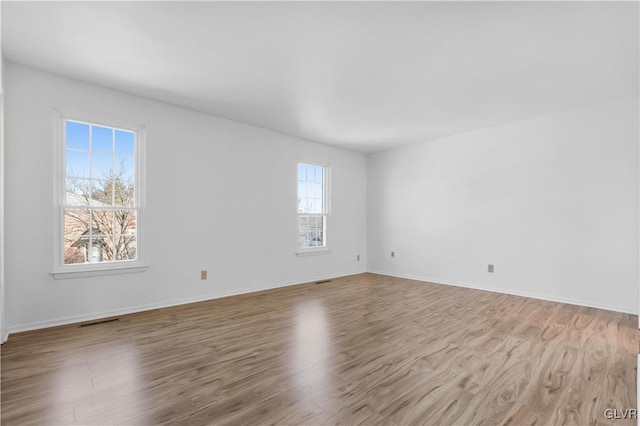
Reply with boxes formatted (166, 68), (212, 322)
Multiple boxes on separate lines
(0, 1), (638, 425)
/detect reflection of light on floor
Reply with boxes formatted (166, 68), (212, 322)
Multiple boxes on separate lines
(43, 362), (84, 424)
(291, 300), (332, 399)
(63, 344), (148, 423)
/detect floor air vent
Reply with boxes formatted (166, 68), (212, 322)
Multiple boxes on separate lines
(315, 280), (332, 284)
(79, 318), (120, 328)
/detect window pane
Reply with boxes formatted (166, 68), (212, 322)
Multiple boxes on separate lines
(90, 236), (114, 262)
(114, 235), (136, 261)
(299, 199), (310, 214)
(311, 216), (325, 247)
(66, 121), (90, 151)
(306, 182), (312, 201)
(92, 154), (113, 180)
(66, 151), (90, 178)
(92, 126), (113, 153)
(64, 209), (90, 236)
(115, 156), (135, 182)
(307, 216), (316, 233)
(114, 210), (136, 235)
(114, 181), (135, 207)
(91, 180), (114, 206)
(64, 237), (89, 264)
(315, 166), (323, 183)
(92, 209), (113, 236)
(65, 178), (90, 206)
(115, 130), (135, 156)
(309, 199), (322, 214)
(298, 215), (309, 248)
(297, 182), (306, 213)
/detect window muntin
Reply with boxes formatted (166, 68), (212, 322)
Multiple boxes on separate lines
(297, 163), (328, 251)
(60, 117), (141, 267)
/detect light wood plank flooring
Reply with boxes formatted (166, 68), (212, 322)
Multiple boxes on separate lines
(1, 273), (637, 425)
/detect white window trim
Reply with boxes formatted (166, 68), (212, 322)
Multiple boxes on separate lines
(296, 162), (331, 256)
(51, 109), (147, 279)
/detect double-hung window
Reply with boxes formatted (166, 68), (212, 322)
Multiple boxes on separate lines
(297, 163), (329, 253)
(53, 112), (145, 277)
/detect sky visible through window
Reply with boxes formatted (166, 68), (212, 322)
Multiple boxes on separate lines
(297, 163), (324, 214)
(65, 121), (135, 182)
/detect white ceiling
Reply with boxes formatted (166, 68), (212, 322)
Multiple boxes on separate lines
(2, 1), (638, 153)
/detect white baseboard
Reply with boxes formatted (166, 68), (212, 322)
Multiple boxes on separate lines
(367, 269), (638, 315)
(6, 270), (365, 336)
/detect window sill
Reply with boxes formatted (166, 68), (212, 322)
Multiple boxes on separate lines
(51, 263), (148, 280)
(295, 248), (331, 257)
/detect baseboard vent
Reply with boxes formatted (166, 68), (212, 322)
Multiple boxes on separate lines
(315, 280), (332, 284)
(79, 318), (120, 328)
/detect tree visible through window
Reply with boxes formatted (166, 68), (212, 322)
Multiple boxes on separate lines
(62, 119), (139, 265)
(297, 163), (328, 251)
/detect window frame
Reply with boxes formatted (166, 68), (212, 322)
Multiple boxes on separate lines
(296, 162), (331, 256)
(52, 109), (147, 279)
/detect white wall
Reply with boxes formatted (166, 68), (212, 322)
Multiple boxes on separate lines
(5, 60), (638, 334)
(368, 98), (639, 314)
(0, 55), (5, 342)
(4, 62), (367, 332)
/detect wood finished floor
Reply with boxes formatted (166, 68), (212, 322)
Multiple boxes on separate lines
(1, 273), (637, 426)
